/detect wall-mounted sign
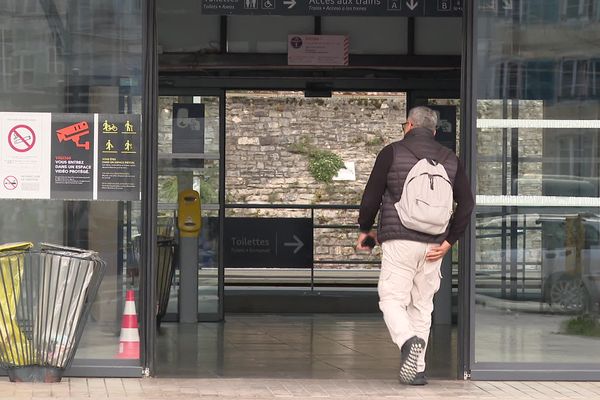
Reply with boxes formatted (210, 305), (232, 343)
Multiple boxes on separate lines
(0, 112), (141, 201)
(201, 0), (462, 16)
(0, 113), (51, 199)
(288, 35), (349, 66)
(97, 114), (141, 201)
(172, 104), (205, 154)
(429, 105), (457, 153)
(224, 218), (313, 268)
(173, 103), (205, 168)
(51, 114), (95, 200)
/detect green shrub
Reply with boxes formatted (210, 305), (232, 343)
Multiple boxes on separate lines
(288, 138), (345, 183)
(308, 150), (345, 183)
(563, 314), (600, 337)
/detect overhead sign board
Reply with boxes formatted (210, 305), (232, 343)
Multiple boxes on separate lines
(201, 0), (462, 16)
(224, 218), (313, 268)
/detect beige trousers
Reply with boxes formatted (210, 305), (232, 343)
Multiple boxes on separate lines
(378, 239), (443, 373)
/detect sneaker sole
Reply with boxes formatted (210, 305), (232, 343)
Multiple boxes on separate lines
(398, 341), (423, 384)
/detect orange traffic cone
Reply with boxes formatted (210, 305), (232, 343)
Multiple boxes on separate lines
(116, 289), (140, 359)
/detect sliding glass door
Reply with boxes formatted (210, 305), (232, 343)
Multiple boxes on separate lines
(470, 1), (600, 379)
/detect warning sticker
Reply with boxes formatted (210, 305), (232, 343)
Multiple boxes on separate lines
(8, 124), (36, 152)
(3, 176), (17, 191)
(0, 113), (51, 199)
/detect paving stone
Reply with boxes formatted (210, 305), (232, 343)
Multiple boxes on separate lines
(1, 377), (600, 399)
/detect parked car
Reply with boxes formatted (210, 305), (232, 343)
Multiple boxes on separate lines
(476, 212), (600, 312)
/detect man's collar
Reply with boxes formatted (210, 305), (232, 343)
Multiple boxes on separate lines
(405, 127), (435, 138)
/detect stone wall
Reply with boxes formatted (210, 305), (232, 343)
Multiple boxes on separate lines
(225, 92), (407, 265)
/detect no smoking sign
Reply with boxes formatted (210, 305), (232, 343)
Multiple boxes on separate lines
(8, 124), (36, 152)
(3, 176), (17, 191)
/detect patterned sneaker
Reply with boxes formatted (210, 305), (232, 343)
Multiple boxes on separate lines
(410, 371), (428, 386)
(398, 336), (425, 384)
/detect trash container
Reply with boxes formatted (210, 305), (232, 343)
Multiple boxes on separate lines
(0, 242), (106, 382)
(130, 235), (176, 328)
(156, 237), (176, 328)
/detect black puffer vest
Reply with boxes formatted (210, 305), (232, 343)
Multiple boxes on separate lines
(377, 128), (459, 244)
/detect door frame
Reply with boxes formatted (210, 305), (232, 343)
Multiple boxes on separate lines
(157, 88), (226, 324)
(149, 80), (467, 377)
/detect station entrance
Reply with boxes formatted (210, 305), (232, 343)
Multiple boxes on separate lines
(3, 0), (600, 382)
(153, 29), (462, 377)
(150, 0), (465, 380)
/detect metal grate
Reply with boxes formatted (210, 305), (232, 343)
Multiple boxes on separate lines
(0, 246), (105, 382)
(130, 235), (176, 327)
(156, 237), (176, 327)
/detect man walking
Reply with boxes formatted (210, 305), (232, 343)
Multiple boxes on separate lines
(356, 106), (474, 385)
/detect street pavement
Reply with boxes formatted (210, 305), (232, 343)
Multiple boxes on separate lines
(1, 378), (600, 399)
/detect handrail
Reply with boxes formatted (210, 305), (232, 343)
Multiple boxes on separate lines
(161, 203), (554, 297)
(225, 203), (360, 210)
(225, 203), (372, 290)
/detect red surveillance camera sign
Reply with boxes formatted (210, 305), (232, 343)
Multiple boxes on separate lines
(56, 121), (90, 150)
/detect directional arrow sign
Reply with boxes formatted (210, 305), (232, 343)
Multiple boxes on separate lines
(406, 0), (419, 10)
(200, 0), (461, 16)
(225, 217), (313, 268)
(284, 234), (304, 254)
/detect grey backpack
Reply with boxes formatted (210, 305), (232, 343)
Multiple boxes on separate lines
(395, 146), (453, 235)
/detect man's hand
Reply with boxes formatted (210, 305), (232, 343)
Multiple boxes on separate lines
(426, 240), (452, 261)
(356, 231), (377, 252)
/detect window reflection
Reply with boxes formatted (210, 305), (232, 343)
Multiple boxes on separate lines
(0, 0), (143, 364)
(476, 0), (600, 365)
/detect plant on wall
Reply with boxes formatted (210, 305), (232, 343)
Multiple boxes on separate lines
(288, 136), (345, 183)
(308, 150), (345, 183)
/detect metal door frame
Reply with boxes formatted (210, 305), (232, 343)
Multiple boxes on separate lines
(156, 88), (226, 325)
(461, 1), (600, 381)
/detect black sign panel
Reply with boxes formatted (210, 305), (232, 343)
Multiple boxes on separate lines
(224, 217), (313, 268)
(51, 114), (95, 200)
(429, 105), (457, 153)
(202, 0), (462, 16)
(173, 104), (205, 154)
(97, 114), (141, 200)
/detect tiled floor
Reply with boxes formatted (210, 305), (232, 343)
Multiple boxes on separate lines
(2, 378), (600, 399)
(3, 314), (600, 399)
(156, 314), (456, 379)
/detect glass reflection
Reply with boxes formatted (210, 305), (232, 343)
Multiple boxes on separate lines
(157, 95), (222, 319)
(475, 0), (600, 366)
(0, 0), (143, 364)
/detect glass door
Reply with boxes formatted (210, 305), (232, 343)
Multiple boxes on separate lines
(469, 1), (600, 379)
(156, 90), (224, 322)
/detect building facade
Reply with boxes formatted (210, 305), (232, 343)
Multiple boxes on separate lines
(0, 0), (599, 380)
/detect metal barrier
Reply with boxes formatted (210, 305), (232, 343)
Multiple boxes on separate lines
(0, 244), (105, 382)
(223, 203), (380, 290)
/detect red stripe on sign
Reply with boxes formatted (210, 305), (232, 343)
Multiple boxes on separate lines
(344, 37), (349, 65)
